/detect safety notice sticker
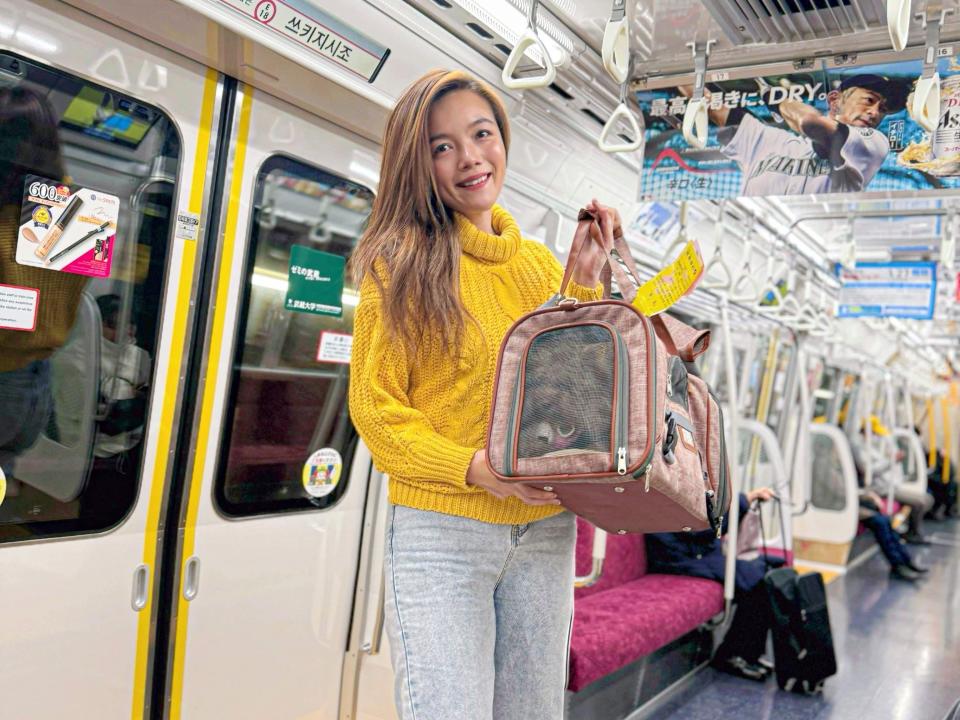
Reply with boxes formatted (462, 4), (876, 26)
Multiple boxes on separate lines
(0, 283), (39, 331)
(317, 331), (352, 364)
(302, 447), (343, 498)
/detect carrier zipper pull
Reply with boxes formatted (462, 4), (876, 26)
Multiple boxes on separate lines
(617, 447), (627, 475)
(644, 465), (651, 492)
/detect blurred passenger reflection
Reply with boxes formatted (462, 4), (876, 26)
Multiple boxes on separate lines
(0, 87), (86, 481)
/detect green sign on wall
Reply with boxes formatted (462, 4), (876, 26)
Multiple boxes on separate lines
(284, 245), (344, 317)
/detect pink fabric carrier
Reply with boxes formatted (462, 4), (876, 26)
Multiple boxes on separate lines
(485, 209), (730, 535)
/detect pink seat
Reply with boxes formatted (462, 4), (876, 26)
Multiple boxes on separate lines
(570, 519), (724, 692)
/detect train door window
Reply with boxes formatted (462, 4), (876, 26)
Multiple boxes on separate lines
(810, 433), (847, 511)
(812, 367), (839, 421)
(766, 343), (795, 436)
(0, 53), (180, 542)
(215, 156), (374, 516)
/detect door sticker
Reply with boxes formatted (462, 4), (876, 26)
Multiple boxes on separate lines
(16, 176), (119, 277)
(302, 447), (343, 498)
(285, 245), (344, 316)
(317, 331), (352, 364)
(0, 283), (39, 331)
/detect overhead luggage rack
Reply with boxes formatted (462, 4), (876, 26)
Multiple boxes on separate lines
(705, 0), (885, 46)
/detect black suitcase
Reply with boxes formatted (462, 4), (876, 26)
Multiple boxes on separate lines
(764, 567), (837, 694)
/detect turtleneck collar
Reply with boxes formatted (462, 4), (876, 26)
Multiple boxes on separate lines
(456, 204), (521, 263)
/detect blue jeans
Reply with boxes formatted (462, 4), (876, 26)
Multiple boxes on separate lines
(384, 504), (576, 720)
(0, 360), (52, 476)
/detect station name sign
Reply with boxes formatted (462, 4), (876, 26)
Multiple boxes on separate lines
(215, 0), (390, 82)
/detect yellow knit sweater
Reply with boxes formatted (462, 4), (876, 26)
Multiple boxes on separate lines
(349, 205), (599, 525)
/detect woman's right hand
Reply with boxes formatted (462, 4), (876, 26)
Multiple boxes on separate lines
(466, 450), (561, 506)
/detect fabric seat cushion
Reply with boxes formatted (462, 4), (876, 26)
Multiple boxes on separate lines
(568, 574), (724, 692)
(575, 518), (647, 600)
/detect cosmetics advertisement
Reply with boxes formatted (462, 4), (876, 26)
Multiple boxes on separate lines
(15, 175), (119, 277)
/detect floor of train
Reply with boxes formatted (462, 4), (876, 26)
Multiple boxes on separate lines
(648, 517), (960, 720)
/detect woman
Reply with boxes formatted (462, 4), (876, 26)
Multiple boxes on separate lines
(348, 69), (617, 720)
(0, 87), (86, 479)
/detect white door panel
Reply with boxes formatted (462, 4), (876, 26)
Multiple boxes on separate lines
(1, 2), (217, 717)
(175, 86), (379, 719)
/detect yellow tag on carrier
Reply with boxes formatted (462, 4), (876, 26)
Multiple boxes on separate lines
(631, 241), (704, 316)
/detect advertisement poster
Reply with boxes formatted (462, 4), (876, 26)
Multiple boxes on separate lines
(637, 55), (960, 200)
(836, 261), (937, 319)
(16, 176), (119, 277)
(284, 244), (344, 317)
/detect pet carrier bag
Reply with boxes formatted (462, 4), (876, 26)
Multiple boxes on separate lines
(485, 208), (730, 535)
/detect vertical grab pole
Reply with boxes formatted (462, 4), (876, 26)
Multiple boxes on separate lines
(791, 340), (812, 515)
(720, 296), (742, 618)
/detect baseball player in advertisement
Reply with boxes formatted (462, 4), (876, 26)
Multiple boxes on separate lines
(638, 57), (960, 200)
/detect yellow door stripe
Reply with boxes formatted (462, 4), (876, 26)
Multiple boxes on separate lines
(169, 85), (253, 720)
(131, 67), (219, 720)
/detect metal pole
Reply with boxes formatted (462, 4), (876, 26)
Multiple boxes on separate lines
(720, 297), (742, 617)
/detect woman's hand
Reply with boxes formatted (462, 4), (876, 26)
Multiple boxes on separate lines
(466, 450), (561, 506)
(747, 486), (776, 504)
(570, 199), (622, 288)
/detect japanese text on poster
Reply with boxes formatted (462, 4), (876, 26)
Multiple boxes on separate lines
(836, 262), (937, 319)
(16, 176), (119, 278)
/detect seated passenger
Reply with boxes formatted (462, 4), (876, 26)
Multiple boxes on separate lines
(94, 293), (151, 459)
(852, 417), (933, 545)
(921, 435), (959, 521)
(646, 487), (784, 682)
(851, 423), (928, 581)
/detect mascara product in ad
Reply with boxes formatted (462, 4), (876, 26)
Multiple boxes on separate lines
(35, 194), (84, 259)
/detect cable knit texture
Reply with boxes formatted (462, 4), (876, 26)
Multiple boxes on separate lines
(349, 204), (600, 525)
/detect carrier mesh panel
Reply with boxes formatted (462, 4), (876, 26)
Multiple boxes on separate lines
(517, 325), (614, 460)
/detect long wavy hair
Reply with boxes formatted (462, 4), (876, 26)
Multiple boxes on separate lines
(349, 69), (511, 355)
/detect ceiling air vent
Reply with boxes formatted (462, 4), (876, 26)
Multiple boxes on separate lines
(703, 0), (886, 45)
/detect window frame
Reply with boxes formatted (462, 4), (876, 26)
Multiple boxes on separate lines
(0, 51), (184, 543)
(213, 153), (375, 519)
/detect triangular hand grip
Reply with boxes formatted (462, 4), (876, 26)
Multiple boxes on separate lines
(730, 272), (760, 304)
(911, 73), (940, 133)
(501, 29), (557, 90)
(887, 0), (911, 51)
(702, 253), (733, 290)
(756, 280), (783, 311)
(682, 96), (709, 149)
(602, 18), (630, 84)
(598, 102), (644, 153)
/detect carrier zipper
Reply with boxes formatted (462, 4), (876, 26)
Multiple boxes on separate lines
(631, 314), (658, 480)
(610, 324), (630, 475)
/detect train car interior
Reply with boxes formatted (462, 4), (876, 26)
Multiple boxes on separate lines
(1, 1), (960, 719)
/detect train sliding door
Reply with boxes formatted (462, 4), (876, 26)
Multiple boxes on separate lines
(0, 2), (221, 718)
(167, 84), (379, 719)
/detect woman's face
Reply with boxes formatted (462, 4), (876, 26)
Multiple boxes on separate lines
(427, 89), (506, 220)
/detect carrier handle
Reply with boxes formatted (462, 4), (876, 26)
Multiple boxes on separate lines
(559, 208), (644, 303)
(650, 314), (711, 361)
